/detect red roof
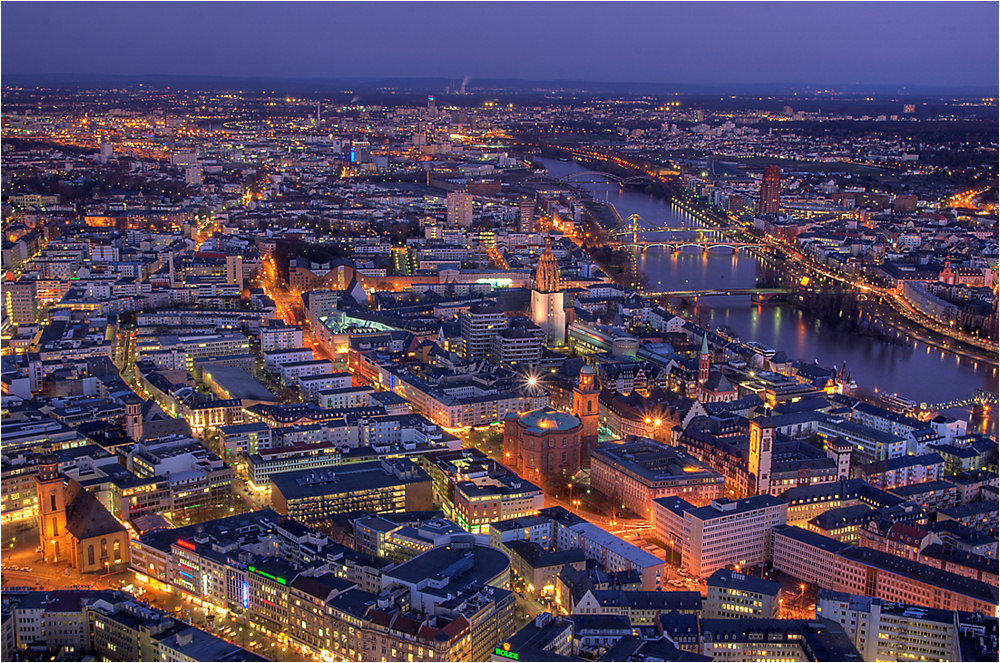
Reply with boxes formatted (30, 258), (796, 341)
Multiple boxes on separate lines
(887, 522), (927, 546)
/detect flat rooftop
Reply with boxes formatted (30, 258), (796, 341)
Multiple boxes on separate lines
(271, 459), (430, 501)
(383, 543), (510, 599)
(592, 437), (723, 485)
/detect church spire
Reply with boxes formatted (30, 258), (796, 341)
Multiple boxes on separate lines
(698, 334), (710, 385)
(534, 235), (560, 293)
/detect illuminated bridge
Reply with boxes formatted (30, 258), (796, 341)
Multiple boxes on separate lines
(613, 214), (746, 247)
(525, 171), (659, 186)
(622, 240), (764, 253)
(923, 389), (998, 411)
(644, 287), (792, 297)
(612, 226), (731, 235)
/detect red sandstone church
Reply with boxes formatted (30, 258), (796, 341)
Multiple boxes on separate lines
(503, 365), (599, 482)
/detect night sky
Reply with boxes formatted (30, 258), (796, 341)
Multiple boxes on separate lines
(2, 1), (997, 89)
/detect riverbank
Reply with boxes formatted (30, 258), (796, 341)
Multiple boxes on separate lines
(553, 149), (998, 367)
(536, 155), (997, 432)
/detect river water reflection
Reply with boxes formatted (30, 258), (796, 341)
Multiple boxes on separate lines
(538, 157), (997, 433)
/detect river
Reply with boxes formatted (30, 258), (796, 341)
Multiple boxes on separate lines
(538, 157), (997, 434)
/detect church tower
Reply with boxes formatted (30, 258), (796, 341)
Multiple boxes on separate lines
(573, 363), (600, 463)
(124, 395), (143, 441)
(36, 454), (69, 564)
(534, 236), (560, 293)
(531, 236), (566, 346)
(698, 334), (710, 385)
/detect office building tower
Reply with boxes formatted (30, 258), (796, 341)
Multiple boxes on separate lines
(461, 301), (508, 361)
(653, 495), (787, 578)
(491, 318), (544, 367)
(758, 165), (781, 215)
(519, 196), (536, 233)
(350, 140), (371, 164)
(5, 277), (37, 324)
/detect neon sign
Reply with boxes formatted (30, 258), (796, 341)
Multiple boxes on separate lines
(248, 566), (287, 585)
(494, 643), (519, 660)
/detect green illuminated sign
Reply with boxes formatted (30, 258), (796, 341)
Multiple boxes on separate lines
(494, 646), (519, 660)
(248, 566), (287, 585)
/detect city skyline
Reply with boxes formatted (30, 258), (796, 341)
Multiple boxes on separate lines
(1, 3), (997, 662)
(1, 1), (998, 90)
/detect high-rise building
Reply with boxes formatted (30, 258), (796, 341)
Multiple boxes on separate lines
(530, 237), (565, 346)
(748, 418), (775, 495)
(461, 301), (508, 361)
(491, 318), (544, 367)
(5, 277), (37, 324)
(519, 196), (536, 233)
(758, 165), (781, 215)
(447, 191), (474, 227)
(260, 319), (304, 353)
(225, 254), (244, 289)
(350, 140), (371, 164)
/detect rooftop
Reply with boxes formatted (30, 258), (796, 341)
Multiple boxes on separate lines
(518, 407), (582, 434)
(707, 569), (782, 596)
(271, 459), (429, 501)
(592, 438), (723, 486)
(383, 543), (510, 600)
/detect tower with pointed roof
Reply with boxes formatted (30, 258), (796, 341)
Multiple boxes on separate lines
(698, 334), (710, 385)
(530, 236), (566, 346)
(534, 236), (560, 293)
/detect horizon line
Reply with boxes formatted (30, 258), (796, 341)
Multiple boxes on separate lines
(2, 72), (997, 95)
